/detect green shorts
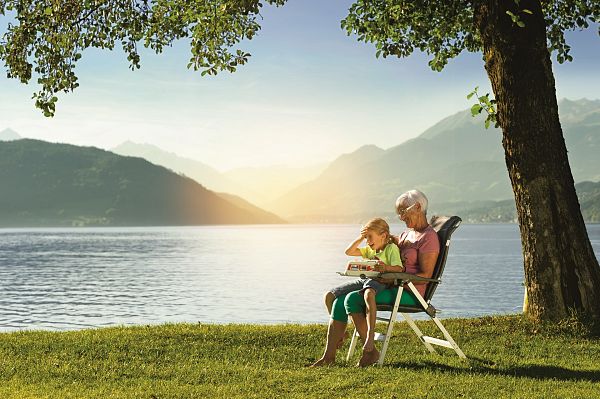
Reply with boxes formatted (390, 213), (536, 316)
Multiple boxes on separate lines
(331, 287), (419, 323)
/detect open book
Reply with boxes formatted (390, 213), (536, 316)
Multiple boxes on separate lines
(337, 259), (383, 278)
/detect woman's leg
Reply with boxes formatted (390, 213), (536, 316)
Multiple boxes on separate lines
(346, 288), (419, 367)
(345, 291), (380, 366)
(375, 287), (419, 307)
(311, 295), (349, 367)
(345, 291), (367, 340)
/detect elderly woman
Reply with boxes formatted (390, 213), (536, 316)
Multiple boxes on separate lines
(311, 189), (440, 367)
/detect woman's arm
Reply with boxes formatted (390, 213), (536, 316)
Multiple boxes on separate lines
(415, 251), (438, 279)
(380, 264), (405, 273)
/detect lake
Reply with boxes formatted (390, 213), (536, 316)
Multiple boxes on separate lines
(1, 224), (599, 331)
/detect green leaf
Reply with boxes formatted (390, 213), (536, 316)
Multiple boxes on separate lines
(467, 89), (476, 100)
(471, 104), (483, 116)
(517, 21), (526, 28)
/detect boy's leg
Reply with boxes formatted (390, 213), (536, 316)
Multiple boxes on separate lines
(327, 279), (365, 315)
(362, 287), (377, 353)
(346, 291), (378, 366)
(360, 279), (388, 351)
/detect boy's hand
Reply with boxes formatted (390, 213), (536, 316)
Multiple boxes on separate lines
(359, 227), (368, 239)
(374, 262), (386, 272)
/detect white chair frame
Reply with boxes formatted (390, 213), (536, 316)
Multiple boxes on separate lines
(346, 274), (466, 365)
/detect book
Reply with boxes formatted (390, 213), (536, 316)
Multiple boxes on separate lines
(337, 259), (383, 278)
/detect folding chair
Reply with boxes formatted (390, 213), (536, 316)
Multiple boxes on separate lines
(346, 215), (466, 365)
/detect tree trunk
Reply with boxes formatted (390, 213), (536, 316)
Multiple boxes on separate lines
(474, 0), (600, 321)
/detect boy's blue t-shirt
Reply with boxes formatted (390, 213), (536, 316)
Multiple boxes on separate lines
(359, 243), (402, 266)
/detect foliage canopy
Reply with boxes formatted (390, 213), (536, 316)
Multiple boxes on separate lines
(341, 0), (598, 71)
(0, 0), (284, 116)
(0, 0), (597, 116)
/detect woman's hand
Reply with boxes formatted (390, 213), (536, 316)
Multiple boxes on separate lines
(375, 263), (404, 273)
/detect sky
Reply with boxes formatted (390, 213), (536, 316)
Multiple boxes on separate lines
(1, 0), (599, 171)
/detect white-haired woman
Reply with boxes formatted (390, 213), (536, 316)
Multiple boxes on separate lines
(311, 189), (440, 367)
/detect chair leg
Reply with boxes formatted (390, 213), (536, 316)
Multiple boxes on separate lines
(401, 312), (437, 354)
(430, 316), (466, 359)
(377, 285), (405, 365)
(405, 282), (466, 359)
(346, 329), (359, 361)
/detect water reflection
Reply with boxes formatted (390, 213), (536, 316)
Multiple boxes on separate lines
(0, 224), (599, 331)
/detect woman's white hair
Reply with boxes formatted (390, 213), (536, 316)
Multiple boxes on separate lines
(396, 189), (429, 215)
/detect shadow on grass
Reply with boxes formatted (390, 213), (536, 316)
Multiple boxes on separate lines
(386, 357), (600, 382)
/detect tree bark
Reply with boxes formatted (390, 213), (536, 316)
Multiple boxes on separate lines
(474, 0), (600, 321)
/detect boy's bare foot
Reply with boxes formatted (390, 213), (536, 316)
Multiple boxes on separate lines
(358, 348), (379, 367)
(309, 356), (335, 367)
(362, 337), (375, 353)
(336, 331), (350, 350)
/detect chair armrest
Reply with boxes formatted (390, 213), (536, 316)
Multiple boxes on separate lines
(379, 272), (440, 283)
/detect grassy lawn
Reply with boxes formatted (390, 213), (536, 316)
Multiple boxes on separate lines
(1, 315), (599, 398)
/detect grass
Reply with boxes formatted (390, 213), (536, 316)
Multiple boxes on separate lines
(1, 315), (599, 398)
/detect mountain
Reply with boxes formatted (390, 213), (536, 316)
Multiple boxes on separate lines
(222, 163), (326, 204)
(111, 140), (236, 193)
(266, 145), (388, 222)
(271, 98), (600, 222)
(436, 180), (600, 223)
(559, 99), (600, 183)
(0, 128), (22, 141)
(0, 139), (285, 227)
(111, 141), (325, 206)
(576, 180), (600, 222)
(215, 192), (283, 222)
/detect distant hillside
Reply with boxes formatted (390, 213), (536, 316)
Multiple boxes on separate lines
(431, 180), (600, 223)
(271, 98), (600, 222)
(0, 140), (285, 227)
(222, 163), (326, 205)
(112, 141), (325, 206)
(215, 192), (284, 222)
(575, 181), (600, 223)
(111, 141), (237, 192)
(0, 128), (22, 141)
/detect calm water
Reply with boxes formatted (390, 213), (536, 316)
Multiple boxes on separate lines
(1, 224), (599, 331)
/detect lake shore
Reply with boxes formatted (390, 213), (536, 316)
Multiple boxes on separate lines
(1, 315), (599, 398)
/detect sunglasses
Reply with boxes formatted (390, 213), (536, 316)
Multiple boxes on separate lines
(397, 203), (417, 218)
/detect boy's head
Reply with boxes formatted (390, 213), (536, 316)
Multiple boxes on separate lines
(364, 218), (391, 251)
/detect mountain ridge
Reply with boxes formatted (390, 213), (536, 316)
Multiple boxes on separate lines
(112, 141), (325, 207)
(0, 128), (22, 141)
(0, 139), (285, 227)
(270, 98), (600, 222)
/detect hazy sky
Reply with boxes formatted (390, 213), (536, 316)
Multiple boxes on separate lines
(1, 0), (599, 171)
